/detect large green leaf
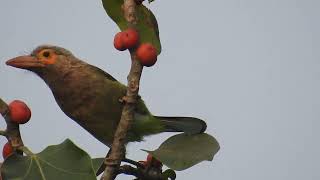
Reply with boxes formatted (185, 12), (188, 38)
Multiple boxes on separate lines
(143, 133), (220, 171)
(102, 0), (161, 54)
(1, 139), (97, 180)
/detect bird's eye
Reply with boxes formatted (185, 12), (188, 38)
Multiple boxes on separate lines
(42, 51), (50, 58)
(37, 49), (57, 65)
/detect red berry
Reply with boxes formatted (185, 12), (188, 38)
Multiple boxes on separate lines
(146, 154), (153, 163)
(8, 100), (31, 124)
(136, 43), (158, 67)
(2, 142), (13, 159)
(113, 32), (127, 51)
(122, 28), (139, 49)
(146, 154), (162, 168)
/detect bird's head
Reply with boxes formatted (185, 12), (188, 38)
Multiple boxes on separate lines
(6, 45), (75, 75)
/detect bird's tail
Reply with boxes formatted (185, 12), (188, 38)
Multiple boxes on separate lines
(155, 116), (207, 135)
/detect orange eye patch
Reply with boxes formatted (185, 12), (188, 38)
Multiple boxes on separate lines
(37, 49), (57, 65)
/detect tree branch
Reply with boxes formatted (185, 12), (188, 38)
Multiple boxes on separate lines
(101, 0), (142, 179)
(0, 98), (24, 153)
(118, 164), (174, 180)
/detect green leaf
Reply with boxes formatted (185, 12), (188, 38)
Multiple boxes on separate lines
(92, 158), (105, 174)
(143, 133), (220, 171)
(101, 0), (161, 54)
(1, 139), (97, 180)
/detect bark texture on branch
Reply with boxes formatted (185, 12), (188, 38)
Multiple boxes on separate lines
(101, 0), (142, 179)
(0, 98), (24, 152)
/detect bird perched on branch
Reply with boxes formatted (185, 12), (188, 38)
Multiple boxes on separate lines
(6, 45), (206, 147)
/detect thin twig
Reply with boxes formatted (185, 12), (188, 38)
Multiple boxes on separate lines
(0, 98), (24, 153)
(118, 165), (167, 180)
(123, 158), (145, 169)
(118, 165), (140, 177)
(101, 0), (141, 179)
(17, 146), (34, 156)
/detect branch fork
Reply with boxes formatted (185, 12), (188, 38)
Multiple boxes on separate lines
(0, 98), (24, 155)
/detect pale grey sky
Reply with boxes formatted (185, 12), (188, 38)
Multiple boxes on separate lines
(1, 0), (319, 180)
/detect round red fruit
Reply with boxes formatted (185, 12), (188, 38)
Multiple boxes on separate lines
(113, 32), (127, 51)
(9, 100), (31, 124)
(2, 142), (13, 159)
(147, 154), (153, 162)
(136, 43), (157, 67)
(146, 154), (163, 168)
(122, 28), (139, 49)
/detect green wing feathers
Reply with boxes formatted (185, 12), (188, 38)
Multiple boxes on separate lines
(156, 116), (207, 135)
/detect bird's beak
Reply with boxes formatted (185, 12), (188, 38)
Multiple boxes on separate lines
(6, 56), (45, 69)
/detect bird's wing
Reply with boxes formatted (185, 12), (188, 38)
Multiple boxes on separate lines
(87, 64), (118, 82)
(87, 63), (151, 116)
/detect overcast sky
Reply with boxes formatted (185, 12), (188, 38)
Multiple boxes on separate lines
(1, 0), (319, 180)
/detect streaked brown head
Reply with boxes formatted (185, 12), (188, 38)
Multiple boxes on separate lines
(6, 45), (75, 73)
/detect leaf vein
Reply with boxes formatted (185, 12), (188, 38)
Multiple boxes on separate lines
(38, 158), (90, 175)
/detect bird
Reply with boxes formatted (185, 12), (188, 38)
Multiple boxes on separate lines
(6, 45), (207, 147)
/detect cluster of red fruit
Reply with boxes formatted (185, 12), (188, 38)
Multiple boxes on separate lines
(2, 100), (31, 159)
(114, 28), (158, 67)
